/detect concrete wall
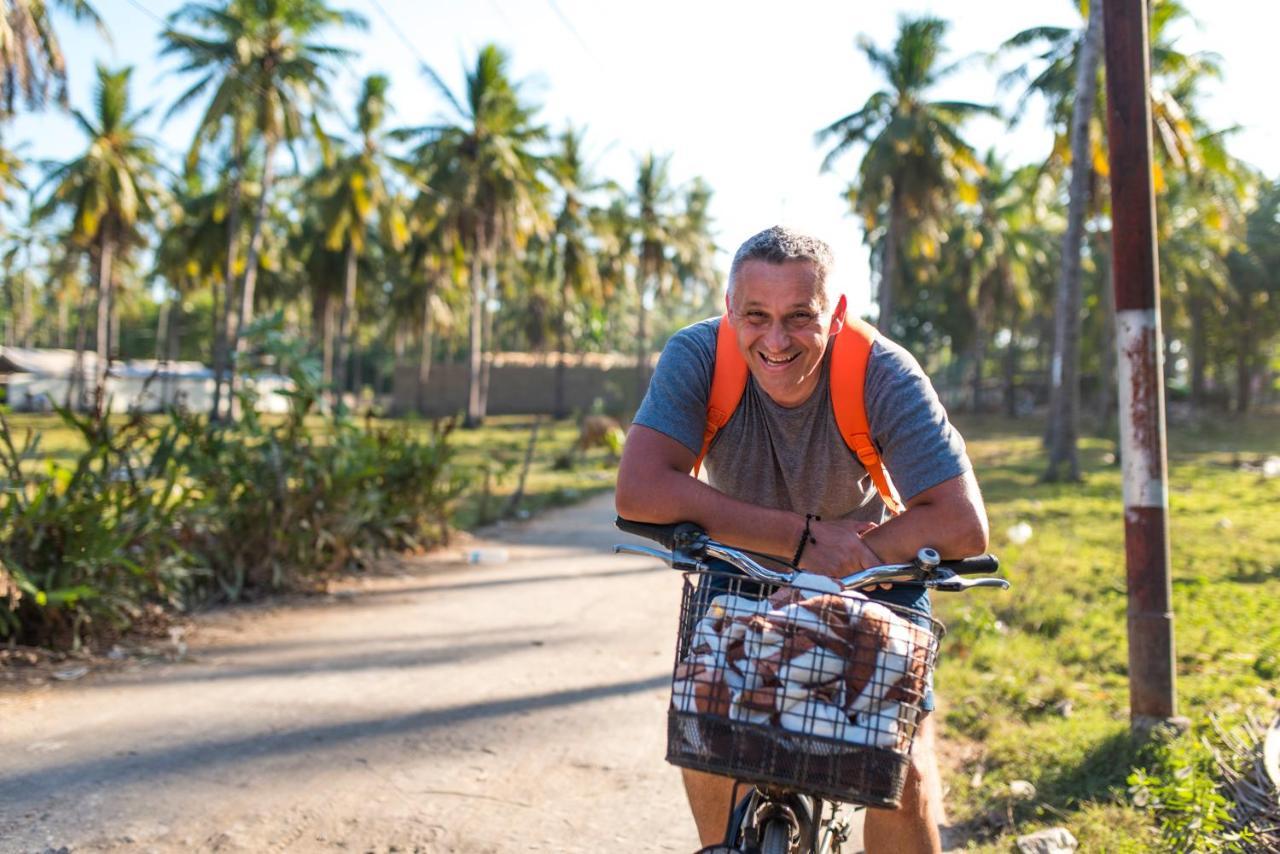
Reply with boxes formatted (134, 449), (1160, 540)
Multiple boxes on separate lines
(391, 352), (657, 417)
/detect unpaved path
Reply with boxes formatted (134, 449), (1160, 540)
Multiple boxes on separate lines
(1, 493), (702, 853)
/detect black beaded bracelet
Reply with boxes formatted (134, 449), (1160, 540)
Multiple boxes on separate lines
(792, 513), (820, 567)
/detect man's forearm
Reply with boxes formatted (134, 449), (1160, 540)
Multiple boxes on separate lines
(615, 465), (806, 560)
(861, 481), (989, 564)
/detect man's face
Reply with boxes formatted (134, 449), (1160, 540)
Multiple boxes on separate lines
(728, 259), (840, 408)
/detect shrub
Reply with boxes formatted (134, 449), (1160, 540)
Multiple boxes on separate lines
(1, 316), (465, 646)
(0, 408), (197, 649)
(176, 317), (463, 601)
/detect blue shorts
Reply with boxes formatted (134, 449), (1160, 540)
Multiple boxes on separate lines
(690, 560), (936, 712)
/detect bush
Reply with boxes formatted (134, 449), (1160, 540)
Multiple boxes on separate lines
(0, 408), (197, 649)
(1, 316), (465, 647)
(175, 317), (464, 601)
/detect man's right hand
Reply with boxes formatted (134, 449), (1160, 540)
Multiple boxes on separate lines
(801, 518), (883, 578)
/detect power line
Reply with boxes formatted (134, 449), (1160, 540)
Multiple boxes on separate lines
(364, 0), (435, 74)
(544, 0), (604, 70)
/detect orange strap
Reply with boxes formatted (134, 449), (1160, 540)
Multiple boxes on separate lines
(830, 318), (904, 515)
(693, 314), (749, 476)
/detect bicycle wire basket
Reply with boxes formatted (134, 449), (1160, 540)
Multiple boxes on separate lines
(665, 568), (945, 809)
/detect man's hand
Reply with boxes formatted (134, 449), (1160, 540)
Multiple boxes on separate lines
(799, 519), (883, 578)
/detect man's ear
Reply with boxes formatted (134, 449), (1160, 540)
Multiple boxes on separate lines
(830, 294), (848, 334)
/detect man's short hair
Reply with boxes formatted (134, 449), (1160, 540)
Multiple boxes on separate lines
(728, 226), (835, 310)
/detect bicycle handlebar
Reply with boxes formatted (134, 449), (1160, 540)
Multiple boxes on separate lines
(613, 516), (1009, 594)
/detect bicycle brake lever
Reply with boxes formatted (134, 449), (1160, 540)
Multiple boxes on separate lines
(931, 575), (1011, 592)
(613, 544), (675, 566)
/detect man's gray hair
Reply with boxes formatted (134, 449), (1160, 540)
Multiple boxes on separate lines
(728, 226), (835, 309)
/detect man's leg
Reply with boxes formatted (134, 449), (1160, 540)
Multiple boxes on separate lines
(863, 713), (945, 854)
(683, 767), (738, 847)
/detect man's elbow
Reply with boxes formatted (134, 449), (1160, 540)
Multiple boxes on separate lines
(959, 503), (990, 556)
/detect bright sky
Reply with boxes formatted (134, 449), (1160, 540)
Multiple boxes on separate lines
(13, 0), (1279, 314)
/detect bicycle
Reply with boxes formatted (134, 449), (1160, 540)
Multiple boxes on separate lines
(613, 517), (1010, 854)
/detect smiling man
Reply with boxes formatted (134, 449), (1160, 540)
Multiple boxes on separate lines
(615, 225), (988, 853)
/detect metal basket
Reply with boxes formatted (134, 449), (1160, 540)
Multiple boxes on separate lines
(665, 569), (944, 808)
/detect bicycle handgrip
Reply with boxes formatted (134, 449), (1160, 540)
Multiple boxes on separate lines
(938, 554), (1000, 575)
(614, 517), (705, 550)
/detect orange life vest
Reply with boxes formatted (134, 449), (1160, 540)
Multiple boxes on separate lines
(694, 313), (905, 515)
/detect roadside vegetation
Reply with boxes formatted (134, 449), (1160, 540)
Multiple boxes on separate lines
(937, 414), (1280, 851)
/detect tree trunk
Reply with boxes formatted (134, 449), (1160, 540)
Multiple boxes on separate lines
(67, 274), (92, 411)
(878, 191), (902, 334)
(212, 143), (244, 422)
(156, 297), (171, 362)
(1188, 292), (1208, 409)
(1003, 313), (1019, 419)
(636, 275), (649, 404)
(322, 299), (337, 401)
(1235, 330), (1253, 413)
(1097, 243), (1117, 428)
(465, 227), (485, 428)
(968, 285), (993, 413)
(554, 261), (570, 418)
(1044, 0), (1103, 482)
(417, 281), (435, 414)
(57, 285), (69, 349)
(334, 239), (358, 413)
(228, 139), (279, 420)
(479, 254), (497, 420)
(93, 232), (116, 419)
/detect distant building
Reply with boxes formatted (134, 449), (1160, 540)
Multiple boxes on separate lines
(0, 348), (292, 414)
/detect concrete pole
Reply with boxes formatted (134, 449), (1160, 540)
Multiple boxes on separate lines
(1101, 0), (1183, 729)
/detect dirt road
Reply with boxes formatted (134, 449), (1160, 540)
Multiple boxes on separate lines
(1, 493), (710, 853)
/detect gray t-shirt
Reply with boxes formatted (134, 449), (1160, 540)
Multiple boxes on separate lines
(632, 317), (971, 523)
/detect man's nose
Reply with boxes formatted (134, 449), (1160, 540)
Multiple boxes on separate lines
(763, 321), (790, 351)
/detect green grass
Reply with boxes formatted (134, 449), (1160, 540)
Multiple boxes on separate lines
(940, 414), (1280, 850)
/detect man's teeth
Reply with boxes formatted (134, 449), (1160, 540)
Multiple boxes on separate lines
(761, 353), (798, 365)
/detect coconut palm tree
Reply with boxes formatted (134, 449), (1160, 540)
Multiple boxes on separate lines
(1001, 0), (1222, 477)
(313, 73), (406, 410)
(547, 125), (605, 417)
(36, 64), (163, 415)
(947, 155), (1059, 412)
(397, 43), (548, 426)
(631, 151), (682, 396)
(161, 0), (364, 419)
(816, 15), (992, 335)
(0, 0), (103, 118)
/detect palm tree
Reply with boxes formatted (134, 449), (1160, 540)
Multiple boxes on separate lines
(1001, 0), (1221, 477)
(547, 125), (604, 417)
(632, 151), (681, 396)
(313, 73), (406, 410)
(0, 0), (103, 118)
(816, 15), (992, 335)
(36, 65), (163, 415)
(592, 195), (635, 354)
(153, 171), (231, 391)
(1223, 179), (1280, 412)
(948, 155), (1059, 412)
(671, 176), (722, 320)
(161, 0), (364, 418)
(398, 43), (548, 427)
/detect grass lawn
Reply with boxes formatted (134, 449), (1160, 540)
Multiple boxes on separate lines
(938, 413), (1280, 850)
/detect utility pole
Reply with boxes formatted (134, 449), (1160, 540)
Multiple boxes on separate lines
(1101, 0), (1185, 731)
